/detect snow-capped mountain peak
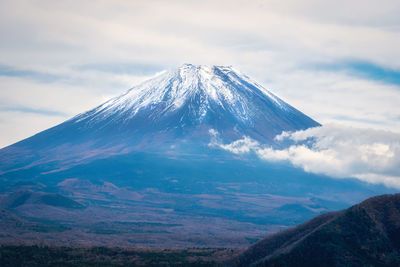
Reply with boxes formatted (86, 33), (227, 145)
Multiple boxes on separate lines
(76, 64), (289, 126)
(59, 64), (320, 146)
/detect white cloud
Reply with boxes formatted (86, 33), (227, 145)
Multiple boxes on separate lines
(212, 124), (400, 189)
(220, 137), (260, 154)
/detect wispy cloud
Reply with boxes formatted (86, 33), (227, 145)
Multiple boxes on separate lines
(74, 62), (167, 75)
(329, 115), (388, 125)
(311, 60), (400, 86)
(211, 124), (400, 189)
(0, 105), (67, 117)
(0, 64), (61, 83)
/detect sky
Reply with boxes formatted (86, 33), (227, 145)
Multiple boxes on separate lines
(1, 0), (400, 150)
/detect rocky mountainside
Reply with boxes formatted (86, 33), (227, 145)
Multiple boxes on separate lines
(233, 193), (400, 266)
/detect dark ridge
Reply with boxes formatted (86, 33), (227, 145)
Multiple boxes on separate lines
(2, 191), (84, 210)
(7, 191), (32, 208)
(232, 193), (400, 266)
(38, 194), (85, 209)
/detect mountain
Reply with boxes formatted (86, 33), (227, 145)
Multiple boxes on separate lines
(1, 64), (318, 172)
(232, 194), (400, 266)
(0, 64), (393, 248)
(70, 64), (318, 144)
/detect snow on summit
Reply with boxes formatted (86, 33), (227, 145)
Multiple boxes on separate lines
(77, 64), (287, 122)
(69, 63), (319, 144)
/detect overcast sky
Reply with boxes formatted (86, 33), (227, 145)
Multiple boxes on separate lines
(1, 0), (400, 148)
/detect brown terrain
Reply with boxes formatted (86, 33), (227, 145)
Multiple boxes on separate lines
(232, 193), (400, 266)
(0, 180), (285, 248)
(1, 194), (400, 266)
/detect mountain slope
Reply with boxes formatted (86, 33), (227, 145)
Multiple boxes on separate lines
(233, 194), (400, 266)
(0, 64), (319, 176)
